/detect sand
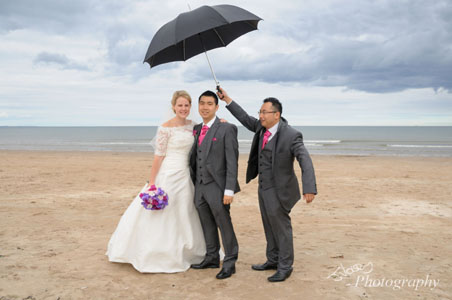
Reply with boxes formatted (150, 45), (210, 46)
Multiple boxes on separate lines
(1, 150), (451, 299)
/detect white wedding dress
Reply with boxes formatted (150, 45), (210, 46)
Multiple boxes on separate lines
(106, 123), (206, 273)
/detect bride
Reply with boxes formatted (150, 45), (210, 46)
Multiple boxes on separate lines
(106, 90), (206, 273)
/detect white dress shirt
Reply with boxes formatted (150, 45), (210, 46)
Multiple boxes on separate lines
(265, 122), (278, 143)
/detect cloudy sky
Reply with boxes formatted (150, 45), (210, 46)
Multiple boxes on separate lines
(1, 0), (451, 126)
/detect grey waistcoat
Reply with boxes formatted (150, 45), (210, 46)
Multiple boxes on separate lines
(196, 136), (214, 185)
(258, 135), (276, 190)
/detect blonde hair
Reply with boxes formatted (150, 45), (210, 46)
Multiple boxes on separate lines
(171, 90), (192, 113)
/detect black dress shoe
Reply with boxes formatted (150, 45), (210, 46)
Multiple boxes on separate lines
(268, 268), (293, 282)
(190, 259), (220, 269)
(251, 262), (278, 271)
(216, 266), (236, 279)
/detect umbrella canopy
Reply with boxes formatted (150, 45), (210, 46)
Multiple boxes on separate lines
(143, 5), (262, 69)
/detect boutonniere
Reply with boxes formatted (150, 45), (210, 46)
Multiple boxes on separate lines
(212, 137), (217, 141)
(193, 130), (197, 136)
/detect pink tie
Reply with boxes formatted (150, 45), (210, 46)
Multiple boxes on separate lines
(262, 130), (272, 149)
(198, 125), (209, 145)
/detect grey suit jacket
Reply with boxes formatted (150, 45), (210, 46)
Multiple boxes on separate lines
(189, 117), (241, 193)
(227, 101), (317, 210)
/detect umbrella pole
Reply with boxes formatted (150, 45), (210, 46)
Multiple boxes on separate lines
(203, 50), (220, 88)
(198, 34), (221, 93)
(187, 5), (220, 91)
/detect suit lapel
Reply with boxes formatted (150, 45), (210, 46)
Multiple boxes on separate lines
(190, 123), (202, 172)
(205, 117), (220, 157)
(271, 121), (283, 171)
(193, 123), (202, 146)
(246, 125), (265, 183)
(257, 128), (265, 154)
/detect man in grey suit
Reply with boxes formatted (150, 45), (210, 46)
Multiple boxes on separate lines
(189, 90), (240, 279)
(217, 87), (317, 282)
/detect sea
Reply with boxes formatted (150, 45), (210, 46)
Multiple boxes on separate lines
(1, 126), (451, 157)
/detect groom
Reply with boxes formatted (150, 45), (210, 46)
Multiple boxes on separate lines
(189, 90), (240, 279)
(218, 87), (317, 282)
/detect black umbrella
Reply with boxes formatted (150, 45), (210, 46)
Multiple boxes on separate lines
(143, 4), (262, 88)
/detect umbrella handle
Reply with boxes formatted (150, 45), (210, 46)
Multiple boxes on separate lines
(216, 85), (226, 100)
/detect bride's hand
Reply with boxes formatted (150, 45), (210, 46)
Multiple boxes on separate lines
(147, 182), (157, 191)
(219, 118), (228, 123)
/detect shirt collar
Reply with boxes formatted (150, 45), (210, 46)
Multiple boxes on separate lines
(266, 121), (279, 136)
(203, 117), (216, 128)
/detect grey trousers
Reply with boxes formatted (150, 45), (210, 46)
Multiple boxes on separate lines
(194, 181), (238, 268)
(258, 186), (294, 271)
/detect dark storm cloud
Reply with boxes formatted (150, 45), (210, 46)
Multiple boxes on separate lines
(191, 1), (452, 93)
(0, 0), (139, 67)
(0, 0), (93, 33)
(3, 1), (451, 92)
(34, 52), (89, 71)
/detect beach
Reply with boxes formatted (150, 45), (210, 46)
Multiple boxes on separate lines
(1, 150), (451, 299)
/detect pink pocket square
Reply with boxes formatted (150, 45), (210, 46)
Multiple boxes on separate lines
(212, 137), (217, 141)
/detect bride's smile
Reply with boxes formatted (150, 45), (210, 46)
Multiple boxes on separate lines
(173, 97), (191, 119)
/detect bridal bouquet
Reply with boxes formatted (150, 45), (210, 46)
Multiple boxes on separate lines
(140, 184), (169, 210)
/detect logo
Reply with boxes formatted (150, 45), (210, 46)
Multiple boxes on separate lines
(327, 261), (440, 291)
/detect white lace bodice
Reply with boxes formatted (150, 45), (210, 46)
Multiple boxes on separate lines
(153, 122), (196, 157)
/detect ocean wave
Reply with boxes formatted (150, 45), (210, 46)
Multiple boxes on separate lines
(97, 142), (150, 145)
(238, 139), (341, 144)
(388, 144), (452, 148)
(306, 140), (341, 144)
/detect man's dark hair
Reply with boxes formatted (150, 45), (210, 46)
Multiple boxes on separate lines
(263, 97), (282, 115)
(199, 90), (218, 105)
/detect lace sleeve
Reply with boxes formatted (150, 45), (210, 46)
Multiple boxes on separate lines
(153, 127), (171, 156)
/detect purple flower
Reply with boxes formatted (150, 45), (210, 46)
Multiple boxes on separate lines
(140, 186), (169, 210)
